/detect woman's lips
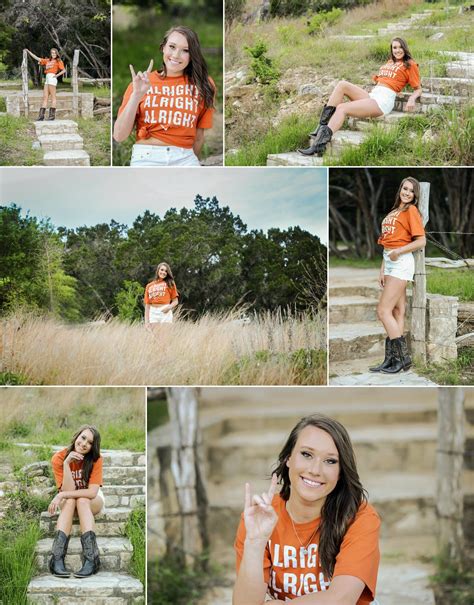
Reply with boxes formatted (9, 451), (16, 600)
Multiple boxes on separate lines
(301, 476), (324, 488)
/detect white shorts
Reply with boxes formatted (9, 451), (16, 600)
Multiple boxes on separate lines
(97, 487), (106, 513)
(369, 85), (396, 116)
(383, 249), (415, 281)
(130, 144), (200, 167)
(45, 73), (58, 86)
(149, 306), (173, 324)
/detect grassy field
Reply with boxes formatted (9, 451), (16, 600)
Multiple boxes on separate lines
(0, 387), (146, 452)
(225, 0), (473, 165)
(112, 6), (223, 165)
(0, 310), (327, 385)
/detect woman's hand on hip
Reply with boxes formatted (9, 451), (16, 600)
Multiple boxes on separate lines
(243, 474), (279, 542)
(129, 60), (153, 99)
(48, 493), (63, 514)
(389, 250), (401, 261)
(378, 271), (385, 288)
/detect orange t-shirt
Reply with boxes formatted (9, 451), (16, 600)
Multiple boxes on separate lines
(378, 204), (425, 248)
(144, 279), (179, 305)
(372, 59), (421, 93)
(118, 72), (215, 148)
(235, 496), (380, 603)
(39, 58), (65, 75)
(52, 447), (103, 490)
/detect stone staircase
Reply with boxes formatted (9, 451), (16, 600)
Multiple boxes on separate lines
(34, 120), (90, 166)
(192, 387), (474, 605)
(6, 90), (94, 119)
(328, 267), (437, 385)
(27, 448), (145, 605)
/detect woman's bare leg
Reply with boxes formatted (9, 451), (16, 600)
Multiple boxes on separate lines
(76, 496), (103, 534)
(328, 98), (383, 133)
(376, 276), (408, 339)
(392, 288), (407, 335)
(41, 83), (49, 108)
(327, 80), (371, 107)
(49, 84), (57, 108)
(56, 498), (76, 535)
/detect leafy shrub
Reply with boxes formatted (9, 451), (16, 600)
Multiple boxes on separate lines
(116, 280), (144, 323)
(245, 40), (280, 85)
(307, 7), (343, 34)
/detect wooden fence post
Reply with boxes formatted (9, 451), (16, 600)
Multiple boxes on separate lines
(437, 387), (465, 565)
(72, 49), (80, 117)
(166, 387), (207, 567)
(21, 49), (29, 117)
(411, 182), (430, 362)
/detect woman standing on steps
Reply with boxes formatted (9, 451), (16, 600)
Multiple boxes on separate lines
(298, 37), (421, 156)
(25, 48), (66, 121)
(144, 262), (179, 325)
(370, 176), (426, 375)
(234, 414), (381, 605)
(114, 25), (216, 167)
(48, 425), (103, 578)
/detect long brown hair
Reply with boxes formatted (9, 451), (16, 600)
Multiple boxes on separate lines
(273, 414), (367, 579)
(159, 25), (215, 109)
(66, 425), (101, 486)
(389, 37), (414, 69)
(49, 48), (61, 60)
(154, 262), (177, 290)
(391, 176), (421, 213)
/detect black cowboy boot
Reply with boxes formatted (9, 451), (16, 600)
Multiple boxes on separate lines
(298, 125), (333, 156)
(47, 107), (56, 121)
(381, 336), (412, 374)
(74, 531), (100, 578)
(309, 104), (336, 136)
(48, 530), (71, 577)
(369, 337), (393, 372)
(37, 107), (46, 121)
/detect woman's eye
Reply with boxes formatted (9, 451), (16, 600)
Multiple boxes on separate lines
(326, 459), (338, 465)
(301, 451), (311, 458)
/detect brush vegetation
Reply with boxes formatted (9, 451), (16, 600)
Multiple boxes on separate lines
(0, 309), (327, 385)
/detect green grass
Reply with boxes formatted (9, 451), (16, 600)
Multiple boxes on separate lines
(416, 347), (474, 386)
(431, 551), (474, 605)
(0, 371), (28, 385)
(0, 115), (43, 165)
(113, 9), (223, 165)
(77, 115), (111, 166)
(226, 113), (314, 165)
(147, 397), (169, 432)
(125, 505), (146, 585)
(329, 256), (382, 269)
(0, 443), (54, 475)
(427, 267), (473, 302)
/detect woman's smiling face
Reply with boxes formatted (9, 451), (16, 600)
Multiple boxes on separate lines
(162, 31), (190, 76)
(286, 426), (340, 508)
(74, 429), (94, 455)
(391, 40), (405, 61)
(157, 265), (168, 279)
(399, 179), (415, 205)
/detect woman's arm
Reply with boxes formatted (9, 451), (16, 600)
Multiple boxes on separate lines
(55, 69), (66, 78)
(26, 49), (41, 62)
(162, 297), (178, 314)
(388, 235), (426, 260)
(272, 575), (365, 605)
(59, 485), (99, 500)
(144, 303), (150, 324)
(113, 61), (153, 142)
(405, 87), (422, 112)
(193, 128), (205, 157)
(61, 459), (76, 492)
(378, 258), (385, 288)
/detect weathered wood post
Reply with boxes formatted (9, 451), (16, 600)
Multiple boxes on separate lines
(166, 387), (208, 567)
(21, 49), (29, 117)
(72, 49), (80, 117)
(437, 387), (465, 566)
(411, 181), (430, 362)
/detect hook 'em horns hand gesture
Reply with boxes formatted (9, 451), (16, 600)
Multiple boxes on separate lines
(243, 473), (279, 542)
(129, 59), (154, 99)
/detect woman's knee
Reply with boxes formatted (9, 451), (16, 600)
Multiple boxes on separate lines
(376, 303), (392, 321)
(61, 497), (76, 512)
(76, 497), (91, 510)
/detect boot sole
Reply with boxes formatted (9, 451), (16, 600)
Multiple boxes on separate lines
(73, 570), (99, 578)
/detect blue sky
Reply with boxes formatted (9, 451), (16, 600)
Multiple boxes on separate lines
(0, 167), (328, 242)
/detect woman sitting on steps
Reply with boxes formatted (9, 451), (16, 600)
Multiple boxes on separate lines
(298, 37), (422, 156)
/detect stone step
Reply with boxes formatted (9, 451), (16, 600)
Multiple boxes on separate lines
(34, 119), (79, 135)
(329, 295), (380, 323)
(348, 111), (407, 132)
(330, 370), (438, 386)
(35, 536), (133, 573)
(422, 76), (474, 96)
(43, 149), (90, 166)
(40, 507), (132, 537)
(394, 92), (465, 113)
(308, 129), (366, 153)
(27, 571), (143, 604)
(329, 285), (380, 297)
(102, 485), (145, 509)
(329, 321), (387, 361)
(376, 563), (435, 605)
(38, 133), (84, 151)
(45, 447), (146, 468)
(446, 61), (474, 79)
(266, 152), (324, 166)
(206, 423), (452, 480)
(102, 465), (145, 485)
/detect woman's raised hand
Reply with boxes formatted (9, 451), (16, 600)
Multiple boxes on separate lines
(129, 59), (153, 98)
(65, 451), (84, 464)
(243, 474), (279, 542)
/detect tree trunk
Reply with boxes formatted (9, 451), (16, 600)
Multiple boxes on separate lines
(21, 49), (29, 117)
(437, 387), (465, 566)
(166, 387), (208, 567)
(411, 182), (430, 361)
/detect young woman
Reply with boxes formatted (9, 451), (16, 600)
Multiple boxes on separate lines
(299, 37), (421, 156)
(25, 48), (66, 121)
(114, 25), (216, 167)
(48, 425), (103, 578)
(370, 177), (426, 374)
(144, 262), (179, 325)
(234, 414), (380, 605)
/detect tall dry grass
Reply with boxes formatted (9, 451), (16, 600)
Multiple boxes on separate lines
(0, 310), (327, 386)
